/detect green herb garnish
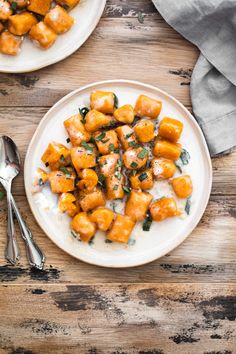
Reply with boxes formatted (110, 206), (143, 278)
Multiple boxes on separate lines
(138, 11), (144, 24)
(95, 132), (106, 141)
(185, 198), (191, 215)
(60, 154), (65, 162)
(137, 148), (148, 159)
(11, 1), (17, 11)
(128, 141), (140, 148)
(89, 137), (96, 144)
(71, 230), (81, 241)
(109, 143), (115, 152)
(38, 178), (44, 186)
(113, 93), (119, 109)
(66, 137), (70, 143)
(180, 149), (190, 165)
(175, 161), (182, 174)
(118, 159), (123, 167)
(101, 138), (110, 143)
(62, 4), (70, 10)
(98, 174), (105, 187)
(115, 171), (121, 180)
(128, 239), (136, 246)
(138, 172), (148, 182)
(113, 185), (119, 190)
(81, 141), (93, 152)
(0, 191), (5, 201)
(143, 214), (152, 231)
(130, 161), (138, 169)
(59, 166), (71, 176)
(125, 133), (133, 139)
(123, 186), (131, 194)
(89, 237), (94, 246)
(79, 107), (89, 119)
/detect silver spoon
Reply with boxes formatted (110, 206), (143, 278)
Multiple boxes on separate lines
(0, 136), (45, 269)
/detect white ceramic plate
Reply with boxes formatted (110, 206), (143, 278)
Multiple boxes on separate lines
(24, 80), (212, 268)
(0, 0), (106, 73)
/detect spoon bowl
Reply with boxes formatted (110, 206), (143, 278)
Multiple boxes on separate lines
(0, 136), (21, 183)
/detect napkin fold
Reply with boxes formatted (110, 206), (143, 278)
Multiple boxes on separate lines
(152, 0), (236, 156)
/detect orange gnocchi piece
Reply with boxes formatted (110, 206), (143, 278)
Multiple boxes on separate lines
(71, 145), (96, 173)
(90, 91), (115, 114)
(106, 214), (135, 243)
(64, 114), (91, 147)
(135, 95), (162, 119)
(105, 173), (125, 200)
(152, 158), (176, 180)
(116, 125), (138, 150)
(0, 31), (23, 56)
(123, 147), (148, 170)
(8, 12), (37, 36)
(94, 130), (119, 155)
(80, 188), (106, 212)
(41, 142), (70, 171)
(153, 138), (182, 161)
(150, 197), (181, 222)
(125, 190), (153, 221)
(90, 208), (115, 231)
(34, 168), (48, 186)
(159, 117), (183, 142)
(77, 169), (98, 193)
(48, 168), (76, 194)
(98, 153), (120, 177)
(29, 22), (57, 49)
(134, 119), (155, 143)
(27, 0), (51, 16)
(0, 0), (12, 21)
(130, 169), (153, 190)
(170, 175), (193, 199)
(114, 104), (135, 124)
(84, 110), (113, 132)
(58, 192), (79, 217)
(44, 5), (74, 34)
(71, 212), (96, 242)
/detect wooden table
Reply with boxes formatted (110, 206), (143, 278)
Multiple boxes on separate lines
(0, 1), (235, 353)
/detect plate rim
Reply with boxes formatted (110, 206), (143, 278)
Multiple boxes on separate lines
(0, 0), (106, 73)
(24, 79), (213, 268)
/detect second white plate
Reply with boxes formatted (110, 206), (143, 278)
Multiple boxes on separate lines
(24, 80), (212, 267)
(0, 0), (106, 73)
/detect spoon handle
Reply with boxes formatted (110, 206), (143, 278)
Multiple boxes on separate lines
(11, 195), (45, 270)
(5, 182), (20, 265)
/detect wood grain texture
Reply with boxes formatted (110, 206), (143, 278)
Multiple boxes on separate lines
(0, 284), (235, 354)
(0, 195), (235, 284)
(0, 18), (197, 107)
(0, 0), (236, 352)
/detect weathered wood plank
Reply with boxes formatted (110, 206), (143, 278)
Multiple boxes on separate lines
(104, 0), (157, 18)
(0, 17), (198, 107)
(0, 284), (235, 353)
(0, 195), (235, 284)
(0, 107), (235, 196)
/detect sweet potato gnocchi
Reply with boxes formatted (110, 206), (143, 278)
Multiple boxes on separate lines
(0, 0), (80, 56)
(35, 91), (193, 245)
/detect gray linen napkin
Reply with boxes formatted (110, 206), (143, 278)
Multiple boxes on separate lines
(152, 0), (236, 156)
